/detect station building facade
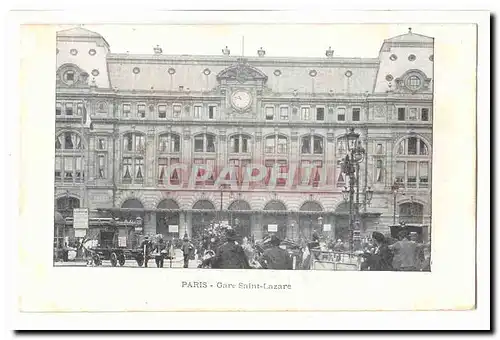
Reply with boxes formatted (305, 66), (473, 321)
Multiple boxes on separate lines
(54, 27), (433, 248)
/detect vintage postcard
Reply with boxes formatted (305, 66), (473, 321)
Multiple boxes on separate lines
(12, 10), (485, 327)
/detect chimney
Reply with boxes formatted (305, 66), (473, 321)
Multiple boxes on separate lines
(154, 45), (162, 54)
(257, 47), (266, 57)
(222, 46), (230, 56)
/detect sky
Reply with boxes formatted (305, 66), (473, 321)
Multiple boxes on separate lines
(55, 24), (439, 58)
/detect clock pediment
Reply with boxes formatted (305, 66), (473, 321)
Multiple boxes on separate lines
(216, 58), (268, 85)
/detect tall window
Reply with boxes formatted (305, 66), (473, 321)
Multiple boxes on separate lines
(264, 160), (288, 186)
(337, 108), (346, 121)
(376, 159), (384, 182)
(55, 132), (85, 183)
(316, 107), (325, 121)
(208, 106), (216, 120)
(421, 108), (430, 121)
(352, 108), (361, 121)
(194, 158), (216, 186)
(173, 104), (181, 118)
(122, 132), (146, 184)
(229, 134), (251, 153)
(158, 133), (181, 153)
(122, 104), (131, 118)
(300, 160), (323, 187)
(194, 106), (202, 119)
(394, 136), (431, 188)
(228, 159), (251, 184)
(301, 135), (324, 154)
(65, 103), (74, 116)
(398, 108), (406, 121)
(265, 135), (288, 154)
(76, 103), (84, 116)
(194, 133), (216, 153)
(158, 105), (167, 118)
(158, 157), (181, 185)
(97, 154), (106, 179)
(265, 106), (275, 120)
(56, 103), (62, 116)
(137, 104), (146, 118)
(280, 107), (289, 120)
(301, 107), (310, 120)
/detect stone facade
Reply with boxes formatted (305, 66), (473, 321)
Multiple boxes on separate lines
(54, 27), (433, 246)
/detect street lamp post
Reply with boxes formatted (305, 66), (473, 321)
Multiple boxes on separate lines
(340, 128), (365, 253)
(391, 182), (400, 224)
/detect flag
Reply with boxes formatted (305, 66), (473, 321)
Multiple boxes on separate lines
(82, 102), (93, 130)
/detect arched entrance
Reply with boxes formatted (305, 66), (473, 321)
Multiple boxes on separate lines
(56, 196), (80, 218)
(334, 202), (350, 242)
(156, 199), (180, 240)
(399, 202), (424, 224)
(227, 200), (251, 239)
(262, 200), (287, 240)
(192, 200), (216, 240)
(115, 199), (145, 249)
(298, 201), (323, 241)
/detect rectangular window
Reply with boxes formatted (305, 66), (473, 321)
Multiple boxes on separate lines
(97, 138), (106, 150)
(301, 138), (311, 154)
(173, 104), (181, 118)
(241, 137), (249, 153)
(206, 135), (215, 152)
(398, 107), (406, 121)
(300, 160), (311, 185)
(137, 104), (146, 118)
(316, 107), (325, 121)
(301, 107), (310, 120)
(421, 108), (429, 121)
(277, 137), (287, 154)
(194, 106), (202, 119)
(208, 106), (216, 119)
(122, 157), (132, 181)
(65, 103), (73, 116)
(158, 158), (168, 183)
(312, 160), (322, 187)
(123, 134), (133, 152)
(233, 137), (240, 153)
(64, 157), (73, 182)
(278, 107), (288, 120)
(352, 108), (361, 121)
(56, 103), (62, 116)
(170, 158), (180, 184)
(337, 108), (346, 121)
(206, 159), (215, 184)
(409, 108), (418, 120)
(194, 136), (204, 152)
(276, 160), (288, 186)
(407, 161), (417, 187)
(55, 156), (62, 180)
(135, 135), (145, 153)
(123, 104), (131, 118)
(395, 161), (405, 185)
(408, 137), (418, 155)
(135, 158), (144, 181)
(158, 105), (167, 118)
(420, 161), (429, 187)
(336, 159), (345, 185)
(313, 137), (323, 154)
(376, 143), (383, 154)
(265, 138), (275, 154)
(266, 106), (274, 120)
(98, 155), (106, 179)
(77, 103), (83, 116)
(75, 157), (82, 181)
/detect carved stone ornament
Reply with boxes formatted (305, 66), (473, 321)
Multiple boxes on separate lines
(216, 58), (268, 84)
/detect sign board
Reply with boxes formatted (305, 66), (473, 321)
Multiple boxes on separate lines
(168, 225), (179, 233)
(323, 224), (332, 232)
(135, 227), (143, 232)
(221, 220), (229, 226)
(118, 236), (127, 247)
(268, 224), (278, 232)
(74, 229), (87, 238)
(73, 208), (89, 229)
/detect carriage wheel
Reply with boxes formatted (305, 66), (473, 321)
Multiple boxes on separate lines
(118, 254), (126, 266)
(110, 252), (118, 267)
(136, 257), (144, 267)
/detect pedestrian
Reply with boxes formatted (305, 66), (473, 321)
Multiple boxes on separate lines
(154, 237), (167, 268)
(181, 236), (194, 268)
(258, 235), (293, 270)
(140, 236), (152, 268)
(370, 232), (393, 271)
(389, 230), (418, 271)
(211, 229), (250, 269)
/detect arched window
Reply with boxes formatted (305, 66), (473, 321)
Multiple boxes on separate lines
(394, 136), (431, 189)
(399, 201), (424, 224)
(156, 199), (181, 240)
(263, 200), (287, 240)
(301, 135), (324, 154)
(122, 132), (146, 184)
(158, 133), (180, 153)
(54, 132), (85, 184)
(265, 134), (288, 154)
(229, 134), (251, 154)
(194, 133), (216, 153)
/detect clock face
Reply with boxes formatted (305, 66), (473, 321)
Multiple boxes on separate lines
(231, 90), (252, 110)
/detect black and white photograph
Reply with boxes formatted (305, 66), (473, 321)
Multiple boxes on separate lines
(53, 24), (434, 272)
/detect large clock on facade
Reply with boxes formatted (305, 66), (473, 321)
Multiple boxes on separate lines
(230, 90), (252, 111)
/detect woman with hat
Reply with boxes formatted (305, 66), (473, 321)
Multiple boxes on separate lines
(368, 232), (393, 271)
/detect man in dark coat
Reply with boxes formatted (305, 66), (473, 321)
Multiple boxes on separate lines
(370, 232), (393, 271)
(139, 236), (153, 268)
(181, 236), (194, 268)
(154, 238), (167, 268)
(259, 235), (293, 270)
(211, 229), (250, 269)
